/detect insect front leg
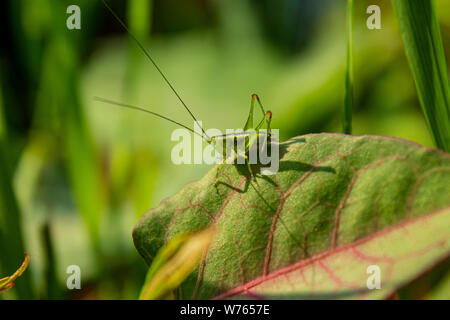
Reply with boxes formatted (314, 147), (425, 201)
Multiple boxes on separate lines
(245, 155), (256, 181)
(215, 160), (226, 182)
(212, 135), (235, 184)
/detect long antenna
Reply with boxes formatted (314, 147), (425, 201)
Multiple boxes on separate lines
(94, 97), (208, 140)
(101, 0), (209, 140)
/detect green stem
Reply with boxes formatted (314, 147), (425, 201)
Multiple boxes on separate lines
(343, 0), (354, 135)
(126, 0), (153, 99)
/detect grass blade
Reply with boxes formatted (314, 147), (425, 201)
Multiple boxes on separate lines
(32, 0), (104, 250)
(0, 82), (34, 299)
(343, 0), (354, 134)
(125, 0), (158, 218)
(392, 0), (450, 151)
(0, 145), (34, 299)
(126, 0), (153, 98)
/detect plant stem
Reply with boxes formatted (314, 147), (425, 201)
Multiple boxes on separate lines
(343, 0), (354, 135)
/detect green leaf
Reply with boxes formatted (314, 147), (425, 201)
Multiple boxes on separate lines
(133, 133), (450, 299)
(217, 207), (450, 299)
(139, 228), (214, 300)
(392, 0), (450, 152)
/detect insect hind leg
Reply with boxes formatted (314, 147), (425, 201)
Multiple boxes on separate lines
(253, 94), (267, 116)
(244, 94), (267, 131)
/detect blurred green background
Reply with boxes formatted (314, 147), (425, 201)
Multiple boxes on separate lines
(0, 0), (449, 299)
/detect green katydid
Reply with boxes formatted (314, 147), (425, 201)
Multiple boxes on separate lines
(97, 0), (275, 181)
